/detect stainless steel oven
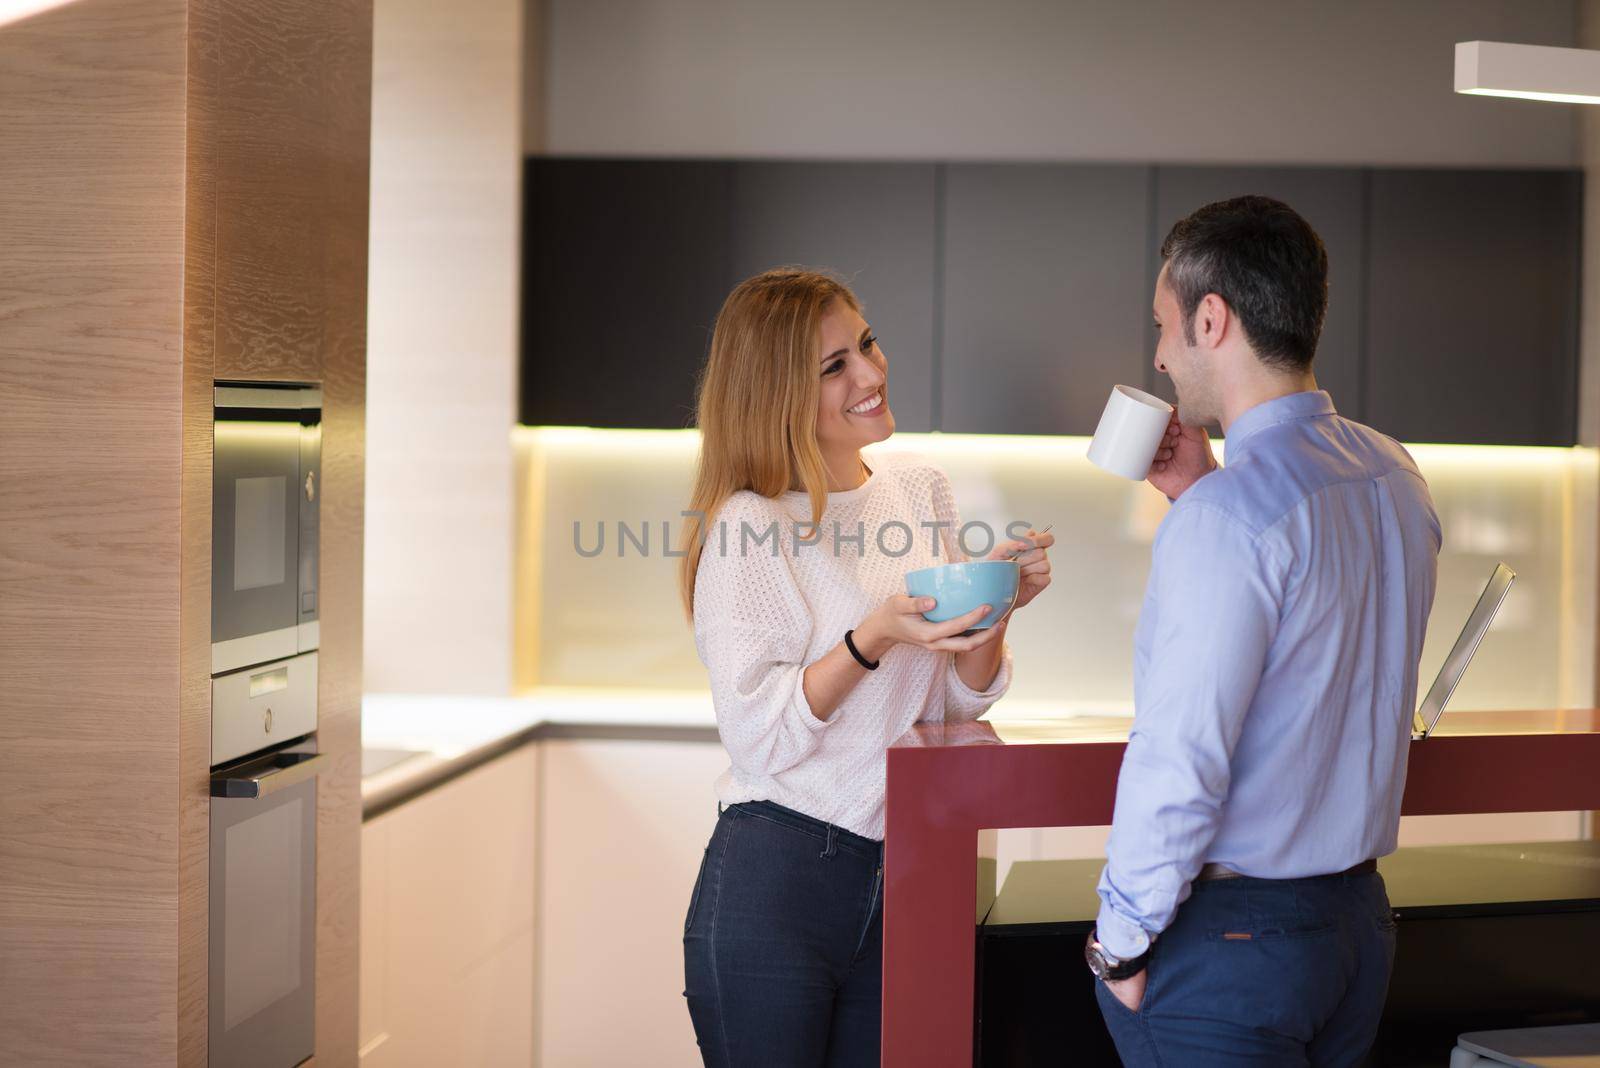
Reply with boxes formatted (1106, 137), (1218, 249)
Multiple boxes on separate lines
(213, 383), (320, 765)
(213, 653), (319, 770)
(209, 382), (324, 1067)
(212, 384), (320, 678)
(210, 746), (323, 1068)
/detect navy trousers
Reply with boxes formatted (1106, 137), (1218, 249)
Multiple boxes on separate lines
(1096, 870), (1397, 1067)
(683, 801), (885, 1067)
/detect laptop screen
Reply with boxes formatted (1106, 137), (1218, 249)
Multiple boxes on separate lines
(1414, 562), (1517, 738)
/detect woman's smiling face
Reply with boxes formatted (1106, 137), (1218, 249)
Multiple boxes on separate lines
(814, 300), (894, 455)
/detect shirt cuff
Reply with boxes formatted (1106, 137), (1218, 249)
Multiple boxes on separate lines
(790, 667), (840, 732)
(948, 642), (1012, 704)
(1094, 901), (1152, 961)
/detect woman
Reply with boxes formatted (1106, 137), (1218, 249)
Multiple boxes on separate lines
(678, 268), (1054, 1066)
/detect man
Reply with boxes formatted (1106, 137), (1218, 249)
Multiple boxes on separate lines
(1087, 196), (1441, 1066)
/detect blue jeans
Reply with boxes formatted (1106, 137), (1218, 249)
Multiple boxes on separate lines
(683, 801), (885, 1067)
(1096, 870), (1397, 1067)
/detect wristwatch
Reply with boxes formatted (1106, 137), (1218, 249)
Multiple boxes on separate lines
(1084, 929), (1151, 982)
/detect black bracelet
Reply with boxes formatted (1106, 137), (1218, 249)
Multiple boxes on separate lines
(843, 629), (879, 670)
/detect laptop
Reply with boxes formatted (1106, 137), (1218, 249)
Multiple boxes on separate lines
(1412, 562), (1517, 740)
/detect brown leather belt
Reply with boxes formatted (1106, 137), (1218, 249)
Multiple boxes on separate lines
(1196, 858), (1378, 883)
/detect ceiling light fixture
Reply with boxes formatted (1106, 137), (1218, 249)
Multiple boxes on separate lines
(1455, 40), (1600, 106)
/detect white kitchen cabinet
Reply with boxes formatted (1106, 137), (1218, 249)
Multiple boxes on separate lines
(360, 745), (538, 1066)
(537, 738), (727, 1067)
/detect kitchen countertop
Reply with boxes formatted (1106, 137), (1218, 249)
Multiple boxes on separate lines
(359, 689), (1094, 819)
(360, 688), (722, 818)
(890, 706), (1600, 751)
(361, 690), (1594, 820)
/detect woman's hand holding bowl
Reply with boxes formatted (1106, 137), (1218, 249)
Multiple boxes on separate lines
(852, 596), (1005, 660)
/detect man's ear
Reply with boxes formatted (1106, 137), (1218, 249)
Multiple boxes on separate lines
(1197, 293), (1229, 349)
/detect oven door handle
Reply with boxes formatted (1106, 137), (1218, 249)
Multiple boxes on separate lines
(211, 750), (325, 799)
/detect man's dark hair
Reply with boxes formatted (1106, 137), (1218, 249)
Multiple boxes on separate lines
(1160, 195), (1328, 373)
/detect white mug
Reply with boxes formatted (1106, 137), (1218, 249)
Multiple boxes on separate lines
(1086, 385), (1174, 481)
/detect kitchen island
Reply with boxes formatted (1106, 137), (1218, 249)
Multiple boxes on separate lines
(882, 710), (1600, 1066)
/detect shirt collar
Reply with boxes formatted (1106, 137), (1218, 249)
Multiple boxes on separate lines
(1222, 390), (1336, 458)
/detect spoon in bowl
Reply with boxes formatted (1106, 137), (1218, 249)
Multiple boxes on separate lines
(1005, 523), (1053, 561)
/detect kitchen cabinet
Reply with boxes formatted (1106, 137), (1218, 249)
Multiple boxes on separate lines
(537, 736), (728, 1067)
(1150, 166), (1367, 422)
(520, 159), (1582, 445)
(731, 162), (939, 431)
(939, 164), (1153, 436)
(359, 746), (538, 1066)
(522, 159), (937, 431)
(1, 1), (370, 1061)
(211, 0), (369, 384)
(521, 159), (733, 429)
(1364, 169), (1580, 446)
(358, 725), (730, 1065)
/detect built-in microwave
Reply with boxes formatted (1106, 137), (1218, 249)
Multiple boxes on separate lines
(213, 383), (319, 675)
(212, 383), (320, 765)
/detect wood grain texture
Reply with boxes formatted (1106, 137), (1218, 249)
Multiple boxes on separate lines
(181, 0), (372, 1062)
(3, 0), (370, 1060)
(178, 0), (222, 1060)
(213, 0), (367, 384)
(0, 0), (189, 1063)
(310, 0), (372, 1060)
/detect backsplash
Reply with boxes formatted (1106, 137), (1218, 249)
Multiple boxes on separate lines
(514, 427), (1597, 717)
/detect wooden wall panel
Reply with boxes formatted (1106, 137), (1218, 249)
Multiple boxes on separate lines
(0, 1), (189, 1063)
(316, 31), (371, 1056)
(178, 0), (221, 1060)
(3, 0), (369, 1060)
(312, 1), (371, 1057)
(181, 0), (372, 1063)
(213, 0), (362, 384)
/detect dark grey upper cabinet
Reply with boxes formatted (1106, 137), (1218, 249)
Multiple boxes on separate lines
(1364, 169), (1580, 446)
(1150, 167), (1367, 423)
(522, 159), (732, 429)
(521, 159), (1581, 445)
(730, 163), (938, 431)
(941, 165), (1153, 436)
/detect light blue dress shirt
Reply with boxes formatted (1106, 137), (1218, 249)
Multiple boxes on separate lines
(1095, 390), (1441, 960)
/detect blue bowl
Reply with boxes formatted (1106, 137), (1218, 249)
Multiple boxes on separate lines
(904, 561), (1020, 631)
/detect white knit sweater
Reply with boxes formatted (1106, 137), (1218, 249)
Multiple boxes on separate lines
(691, 450), (1013, 840)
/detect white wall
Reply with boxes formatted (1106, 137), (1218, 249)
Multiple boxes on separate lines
(366, 0), (524, 693)
(540, 0), (1578, 166)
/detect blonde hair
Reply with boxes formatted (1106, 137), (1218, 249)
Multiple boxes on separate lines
(678, 267), (861, 620)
